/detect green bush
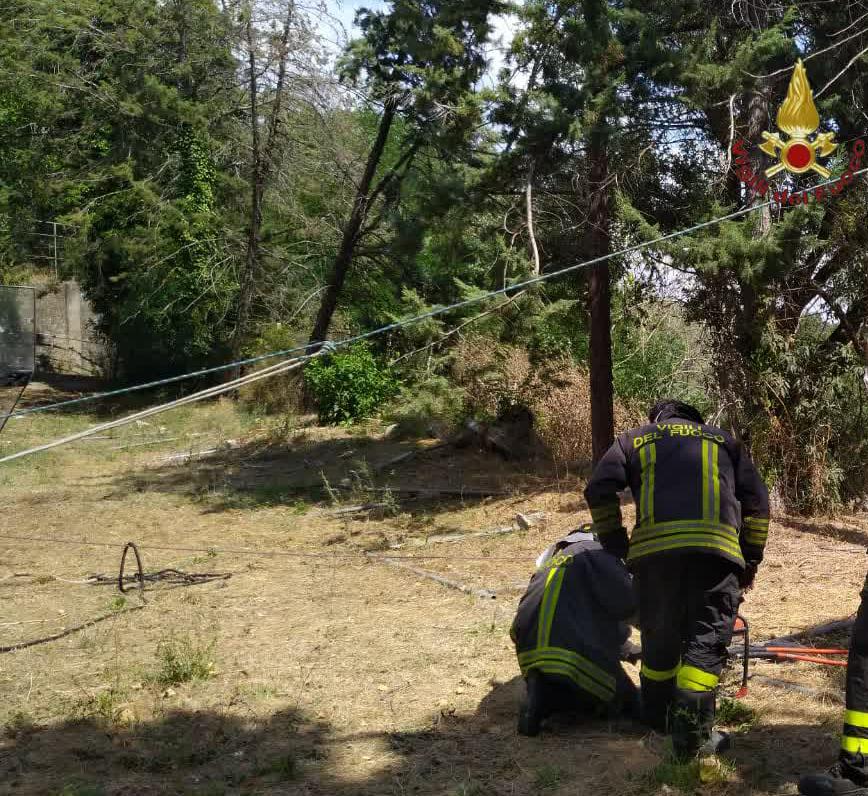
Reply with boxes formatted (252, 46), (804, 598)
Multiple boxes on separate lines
(150, 634), (216, 687)
(305, 346), (399, 425)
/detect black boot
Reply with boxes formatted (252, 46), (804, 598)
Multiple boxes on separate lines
(671, 688), (717, 759)
(800, 759), (868, 795)
(518, 672), (545, 736)
(640, 675), (675, 732)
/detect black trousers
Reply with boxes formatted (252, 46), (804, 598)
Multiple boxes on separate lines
(840, 571), (868, 777)
(634, 554), (741, 733)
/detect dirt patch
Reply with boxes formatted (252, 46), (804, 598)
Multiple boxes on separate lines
(1, 397), (866, 794)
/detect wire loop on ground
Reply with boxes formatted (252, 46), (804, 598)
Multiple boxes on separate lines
(119, 541), (146, 603)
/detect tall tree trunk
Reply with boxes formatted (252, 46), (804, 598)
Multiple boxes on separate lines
(308, 100), (396, 346)
(232, 11), (262, 361)
(587, 131), (614, 465)
(232, 5), (293, 361)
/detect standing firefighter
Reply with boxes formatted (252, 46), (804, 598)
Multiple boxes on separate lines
(584, 399), (770, 758)
(511, 526), (639, 735)
(799, 591), (868, 795)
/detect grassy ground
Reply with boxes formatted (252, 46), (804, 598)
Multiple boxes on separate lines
(1, 386), (867, 795)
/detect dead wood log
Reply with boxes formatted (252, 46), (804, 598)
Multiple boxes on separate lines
(368, 554), (496, 599)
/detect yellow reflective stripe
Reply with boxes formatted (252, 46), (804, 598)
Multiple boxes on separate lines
(518, 646), (616, 690)
(590, 502), (622, 535)
(629, 540), (745, 563)
(677, 665), (719, 692)
(536, 566), (558, 648)
(702, 439), (709, 519)
(702, 439), (720, 521)
(641, 661), (680, 682)
(639, 443), (656, 525)
(590, 503), (620, 520)
(744, 531), (768, 546)
(744, 516), (769, 529)
(632, 519), (739, 535)
(845, 710), (868, 728)
(712, 442), (720, 520)
(630, 534), (743, 558)
(537, 566), (565, 649)
(521, 660), (612, 702)
(842, 736), (868, 754)
(632, 525), (741, 547)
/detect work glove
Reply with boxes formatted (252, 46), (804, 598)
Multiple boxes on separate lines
(739, 562), (758, 591)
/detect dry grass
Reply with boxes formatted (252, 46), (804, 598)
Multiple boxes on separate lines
(451, 337), (641, 469)
(0, 389), (867, 795)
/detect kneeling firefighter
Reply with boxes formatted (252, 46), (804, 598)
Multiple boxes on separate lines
(511, 525), (640, 735)
(584, 399), (770, 758)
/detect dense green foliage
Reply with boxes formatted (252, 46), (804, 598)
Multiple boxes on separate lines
(2, 0), (867, 510)
(305, 346), (399, 425)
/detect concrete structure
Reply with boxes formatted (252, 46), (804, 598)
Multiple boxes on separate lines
(33, 281), (107, 376)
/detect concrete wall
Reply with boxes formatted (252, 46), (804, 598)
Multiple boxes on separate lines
(34, 281), (107, 376)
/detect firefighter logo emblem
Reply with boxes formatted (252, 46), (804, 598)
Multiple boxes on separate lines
(759, 59), (836, 178)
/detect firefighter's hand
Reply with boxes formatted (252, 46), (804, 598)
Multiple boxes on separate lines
(739, 563), (758, 591)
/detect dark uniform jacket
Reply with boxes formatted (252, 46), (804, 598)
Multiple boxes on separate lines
(584, 420), (770, 570)
(510, 533), (636, 703)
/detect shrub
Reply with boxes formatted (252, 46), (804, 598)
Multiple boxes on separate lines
(451, 336), (642, 468)
(305, 345), (399, 425)
(150, 634), (216, 687)
(238, 323), (305, 415)
(749, 320), (868, 513)
(385, 374), (466, 438)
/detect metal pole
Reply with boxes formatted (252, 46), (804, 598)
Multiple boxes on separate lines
(51, 221), (58, 279)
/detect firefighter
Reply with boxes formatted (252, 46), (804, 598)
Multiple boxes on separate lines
(799, 586), (868, 795)
(511, 525), (640, 735)
(584, 399), (770, 758)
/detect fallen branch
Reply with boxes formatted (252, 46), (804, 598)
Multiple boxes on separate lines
(368, 554), (496, 599)
(373, 441), (449, 473)
(327, 502), (391, 516)
(749, 673), (843, 703)
(768, 617), (856, 645)
(0, 605), (146, 654)
(111, 437), (179, 451)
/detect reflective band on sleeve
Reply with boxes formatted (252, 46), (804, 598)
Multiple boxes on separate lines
(590, 502), (623, 536)
(744, 530), (768, 546)
(842, 736), (868, 754)
(845, 710), (868, 729)
(677, 665), (719, 692)
(641, 661), (680, 682)
(744, 516), (769, 530)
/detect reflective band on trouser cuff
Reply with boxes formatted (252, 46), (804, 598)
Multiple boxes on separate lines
(639, 442), (657, 525)
(702, 439), (720, 521)
(677, 665), (719, 692)
(845, 710), (868, 728)
(842, 736), (868, 754)
(743, 516), (769, 530)
(518, 647), (615, 702)
(641, 661), (680, 682)
(521, 661), (612, 702)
